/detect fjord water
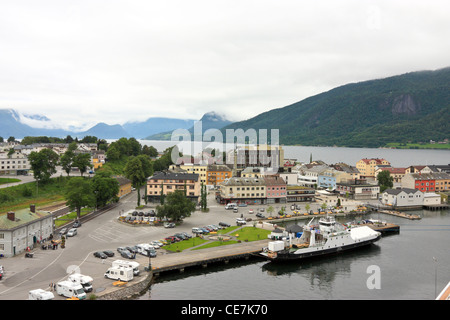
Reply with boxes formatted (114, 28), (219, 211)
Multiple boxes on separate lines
(144, 210), (450, 300)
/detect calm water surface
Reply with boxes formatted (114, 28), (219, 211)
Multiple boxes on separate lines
(142, 210), (450, 300)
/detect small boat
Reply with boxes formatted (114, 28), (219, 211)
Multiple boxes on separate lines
(260, 215), (381, 262)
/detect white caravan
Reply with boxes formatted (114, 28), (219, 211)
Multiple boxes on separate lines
(104, 266), (134, 281)
(112, 259), (140, 276)
(28, 289), (54, 300)
(68, 273), (94, 292)
(56, 280), (87, 300)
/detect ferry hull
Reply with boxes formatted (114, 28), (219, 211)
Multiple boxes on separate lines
(261, 234), (381, 262)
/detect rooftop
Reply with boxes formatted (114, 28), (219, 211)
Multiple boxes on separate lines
(0, 206), (52, 230)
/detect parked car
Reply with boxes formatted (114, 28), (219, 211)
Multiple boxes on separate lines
(256, 213), (266, 219)
(233, 208), (238, 213)
(103, 250), (115, 257)
(120, 250), (135, 259)
(219, 222), (231, 228)
(67, 228), (77, 237)
(73, 220), (81, 228)
(249, 209), (254, 214)
(181, 232), (192, 239)
(164, 222), (175, 228)
(59, 228), (68, 236)
(93, 251), (107, 259)
(126, 246), (139, 253)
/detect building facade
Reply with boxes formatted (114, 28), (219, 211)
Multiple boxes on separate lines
(401, 172), (450, 193)
(0, 151), (30, 175)
(218, 177), (267, 205)
(285, 186), (315, 202)
(206, 164), (232, 186)
(0, 205), (53, 257)
(146, 171), (201, 203)
(265, 175), (287, 204)
(356, 158), (390, 177)
(381, 188), (424, 208)
(336, 179), (380, 200)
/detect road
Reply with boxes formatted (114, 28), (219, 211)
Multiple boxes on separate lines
(0, 186), (368, 300)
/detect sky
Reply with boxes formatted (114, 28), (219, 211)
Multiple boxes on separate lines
(1, 0), (450, 131)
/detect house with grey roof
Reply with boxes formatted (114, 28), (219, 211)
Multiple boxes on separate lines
(381, 188), (424, 208)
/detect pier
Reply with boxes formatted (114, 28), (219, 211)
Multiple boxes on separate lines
(150, 239), (269, 276)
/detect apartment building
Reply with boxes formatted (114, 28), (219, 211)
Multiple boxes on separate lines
(0, 151), (30, 175)
(356, 158), (390, 177)
(265, 175), (287, 204)
(146, 171), (201, 203)
(206, 164), (231, 186)
(218, 177), (267, 205)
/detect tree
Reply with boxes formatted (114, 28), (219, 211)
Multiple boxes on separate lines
(124, 155), (153, 206)
(28, 149), (59, 184)
(377, 170), (394, 192)
(92, 170), (120, 208)
(72, 153), (92, 176)
(64, 177), (96, 219)
(156, 189), (196, 221)
(267, 205), (274, 217)
(200, 182), (207, 211)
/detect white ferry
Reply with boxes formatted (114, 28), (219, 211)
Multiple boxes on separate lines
(260, 215), (381, 261)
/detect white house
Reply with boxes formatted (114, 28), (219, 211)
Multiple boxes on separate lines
(423, 193), (441, 206)
(0, 205), (53, 257)
(381, 188), (423, 208)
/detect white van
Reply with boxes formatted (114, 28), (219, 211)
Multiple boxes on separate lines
(56, 281), (87, 300)
(192, 227), (203, 234)
(104, 266), (134, 281)
(28, 289), (54, 300)
(225, 203), (237, 210)
(68, 273), (94, 292)
(112, 259), (140, 276)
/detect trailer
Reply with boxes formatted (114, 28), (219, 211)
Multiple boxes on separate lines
(28, 289), (55, 300)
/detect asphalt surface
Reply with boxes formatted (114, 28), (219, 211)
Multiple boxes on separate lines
(0, 185), (365, 300)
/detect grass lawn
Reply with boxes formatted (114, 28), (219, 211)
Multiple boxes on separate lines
(54, 207), (93, 228)
(0, 176), (69, 214)
(181, 226), (271, 251)
(164, 237), (209, 252)
(0, 178), (21, 185)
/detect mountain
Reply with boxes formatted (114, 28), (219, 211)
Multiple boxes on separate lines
(0, 109), (71, 139)
(0, 109), (196, 140)
(74, 122), (130, 139)
(145, 111), (232, 140)
(123, 117), (195, 139)
(222, 67), (450, 148)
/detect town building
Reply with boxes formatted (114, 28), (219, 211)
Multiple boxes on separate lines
(0, 205), (53, 258)
(318, 168), (340, 190)
(336, 179), (380, 200)
(285, 185), (315, 202)
(115, 176), (132, 198)
(218, 177), (267, 205)
(264, 175), (287, 204)
(423, 193), (442, 206)
(401, 172), (450, 193)
(375, 167), (407, 183)
(0, 151), (30, 175)
(206, 164), (231, 186)
(381, 188), (424, 208)
(297, 164), (329, 188)
(227, 144), (284, 176)
(146, 171), (201, 203)
(356, 158), (390, 177)
(169, 163), (208, 185)
(331, 163), (361, 182)
(276, 172), (298, 185)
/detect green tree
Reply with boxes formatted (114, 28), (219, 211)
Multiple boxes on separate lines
(72, 153), (92, 176)
(200, 182), (207, 211)
(267, 205), (274, 217)
(124, 155), (153, 206)
(156, 189), (196, 221)
(377, 170), (394, 192)
(64, 177), (96, 219)
(92, 171), (120, 208)
(28, 149), (59, 184)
